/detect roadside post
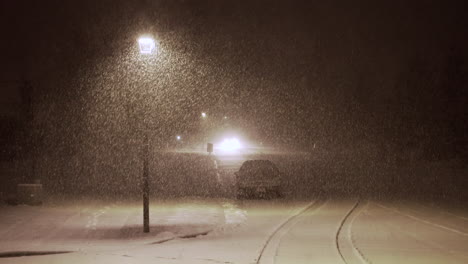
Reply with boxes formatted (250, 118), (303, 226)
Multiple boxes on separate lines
(207, 143), (213, 155)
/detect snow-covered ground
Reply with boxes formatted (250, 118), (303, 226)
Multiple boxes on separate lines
(0, 198), (225, 253)
(1, 197), (467, 264)
(1, 152), (467, 263)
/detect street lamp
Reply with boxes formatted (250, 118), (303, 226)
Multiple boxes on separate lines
(201, 112), (207, 118)
(138, 36), (156, 233)
(138, 37), (156, 54)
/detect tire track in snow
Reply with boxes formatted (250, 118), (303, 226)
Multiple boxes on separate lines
(346, 201), (371, 264)
(375, 202), (468, 237)
(85, 206), (109, 231)
(213, 159), (221, 183)
(336, 199), (361, 264)
(27, 206), (93, 250)
(256, 199), (327, 264)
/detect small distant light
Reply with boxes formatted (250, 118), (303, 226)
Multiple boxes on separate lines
(201, 112), (207, 118)
(176, 135), (181, 140)
(224, 116), (228, 119)
(138, 37), (156, 54)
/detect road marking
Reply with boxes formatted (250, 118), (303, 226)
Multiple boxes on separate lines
(375, 202), (468, 237)
(418, 204), (468, 222)
(367, 203), (468, 261)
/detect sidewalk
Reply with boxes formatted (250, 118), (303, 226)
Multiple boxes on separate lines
(0, 197), (225, 253)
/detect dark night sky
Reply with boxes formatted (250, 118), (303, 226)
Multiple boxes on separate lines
(1, 0), (467, 153)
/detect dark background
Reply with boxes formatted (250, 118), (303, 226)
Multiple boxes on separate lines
(0, 0), (467, 199)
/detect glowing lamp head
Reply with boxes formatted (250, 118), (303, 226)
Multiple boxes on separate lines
(138, 37), (156, 54)
(201, 112), (207, 118)
(176, 135), (181, 141)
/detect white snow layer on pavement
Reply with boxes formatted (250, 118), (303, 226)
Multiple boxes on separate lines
(0, 198), (225, 253)
(0, 198), (312, 264)
(1, 199), (468, 264)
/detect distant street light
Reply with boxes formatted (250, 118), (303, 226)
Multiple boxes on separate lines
(137, 35), (155, 233)
(201, 112), (207, 118)
(176, 135), (181, 141)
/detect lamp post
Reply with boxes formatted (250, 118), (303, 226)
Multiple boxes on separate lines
(137, 36), (156, 233)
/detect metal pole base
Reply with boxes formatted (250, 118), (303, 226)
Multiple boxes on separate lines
(143, 134), (150, 233)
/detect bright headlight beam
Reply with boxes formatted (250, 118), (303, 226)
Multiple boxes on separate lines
(219, 138), (241, 151)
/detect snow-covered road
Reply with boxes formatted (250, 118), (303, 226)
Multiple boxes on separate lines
(1, 197), (467, 264)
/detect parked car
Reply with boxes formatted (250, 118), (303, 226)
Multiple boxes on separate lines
(235, 160), (282, 198)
